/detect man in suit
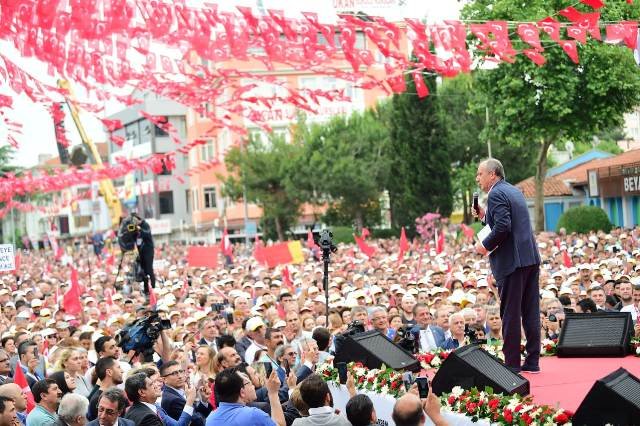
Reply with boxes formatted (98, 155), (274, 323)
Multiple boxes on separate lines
(160, 361), (211, 426)
(124, 372), (194, 426)
(295, 338), (319, 384)
(87, 387), (134, 426)
(410, 304), (445, 352)
(474, 158), (541, 373)
(0, 351), (11, 385)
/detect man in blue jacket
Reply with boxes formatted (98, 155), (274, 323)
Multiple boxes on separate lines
(474, 158), (541, 373)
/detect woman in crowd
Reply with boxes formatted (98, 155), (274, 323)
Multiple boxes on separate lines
(54, 347), (92, 397)
(49, 370), (77, 396)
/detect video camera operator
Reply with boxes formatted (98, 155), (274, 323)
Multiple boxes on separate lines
(118, 213), (155, 295)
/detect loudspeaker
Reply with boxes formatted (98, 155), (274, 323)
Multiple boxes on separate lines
(333, 330), (420, 372)
(431, 345), (529, 396)
(572, 368), (640, 425)
(557, 312), (633, 357)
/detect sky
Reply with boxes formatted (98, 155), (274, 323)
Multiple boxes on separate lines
(0, 0), (463, 168)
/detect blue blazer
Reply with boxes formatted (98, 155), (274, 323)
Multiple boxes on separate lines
(295, 365), (313, 384)
(442, 338), (463, 351)
(87, 419), (134, 426)
(482, 180), (540, 281)
(161, 386), (210, 426)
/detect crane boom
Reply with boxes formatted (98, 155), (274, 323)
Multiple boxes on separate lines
(57, 79), (123, 228)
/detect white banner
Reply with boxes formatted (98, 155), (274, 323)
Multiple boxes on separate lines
(0, 245), (15, 272)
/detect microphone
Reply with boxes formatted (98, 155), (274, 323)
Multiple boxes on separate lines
(473, 192), (479, 222)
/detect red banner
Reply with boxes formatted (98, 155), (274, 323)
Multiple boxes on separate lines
(187, 246), (219, 268)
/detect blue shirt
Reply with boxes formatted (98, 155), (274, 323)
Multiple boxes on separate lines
(206, 402), (275, 426)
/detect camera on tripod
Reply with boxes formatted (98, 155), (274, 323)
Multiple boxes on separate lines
(395, 326), (419, 354)
(317, 229), (337, 253)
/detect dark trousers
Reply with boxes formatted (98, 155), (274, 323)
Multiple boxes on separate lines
(497, 264), (541, 369)
(138, 249), (156, 294)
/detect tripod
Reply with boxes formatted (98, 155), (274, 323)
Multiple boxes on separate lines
(318, 229), (337, 325)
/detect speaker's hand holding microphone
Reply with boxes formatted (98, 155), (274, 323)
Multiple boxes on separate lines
(471, 192), (485, 221)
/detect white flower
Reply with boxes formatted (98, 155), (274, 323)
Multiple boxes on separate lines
(451, 386), (464, 398)
(520, 404), (534, 413)
(381, 385), (389, 394)
(432, 357), (441, 366)
(636, 346), (640, 355)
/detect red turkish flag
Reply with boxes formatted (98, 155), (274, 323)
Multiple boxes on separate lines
(523, 49), (547, 66)
(282, 266), (294, 292)
(149, 288), (157, 307)
(62, 267), (82, 317)
(560, 40), (580, 63)
(563, 250), (572, 268)
(354, 234), (376, 258)
(398, 227), (410, 263)
(412, 70), (429, 98)
(361, 228), (370, 239)
(537, 18), (561, 42)
(220, 228), (233, 260)
(568, 26), (587, 44)
(517, 23), (543, 51)
(306, 230), (317, 249)
(436, 229), (445, 254)
(580, 0), (604, 9)
(13, 363), (35, 413)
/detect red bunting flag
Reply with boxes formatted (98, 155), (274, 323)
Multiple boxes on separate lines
(560, 40), (580, 63)
(412, 70), (429, 98)
(580, 0), (604, 9)
(13, 363), (35, 413)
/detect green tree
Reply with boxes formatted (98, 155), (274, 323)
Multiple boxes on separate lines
(388, 72), (453, 229)
(221, 135), (305, 241)
(300, 106), (391, 232)
(439, 74), (538, 222)
(462, 0), (640, 231)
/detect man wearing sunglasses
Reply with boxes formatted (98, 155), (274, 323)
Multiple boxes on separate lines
(160, 361), (211, 426)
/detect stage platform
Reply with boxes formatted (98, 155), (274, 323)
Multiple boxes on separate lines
(524, 356), (640, 412)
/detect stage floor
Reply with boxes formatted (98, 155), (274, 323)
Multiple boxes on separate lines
(524, 356), (640, 412)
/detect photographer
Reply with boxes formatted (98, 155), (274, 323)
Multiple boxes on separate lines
(132, 213), (156, 294)
(541, 299), (564, 340)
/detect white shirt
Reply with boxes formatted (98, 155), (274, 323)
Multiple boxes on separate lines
(244, 340), (267, 364)
(620, 304), (639, 322)
(419, 327), (438, 352)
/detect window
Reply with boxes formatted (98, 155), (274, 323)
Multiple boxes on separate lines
(185, 189), (191, 213)
(204, 187), (217, 209)
(159, 191), (174, 214)
(155, 116), (169, 137)
(125, 122), (139, 145)
(141, 120), (152, 143)
(156, 154), (172, 175)
(200, 140), (215, 162)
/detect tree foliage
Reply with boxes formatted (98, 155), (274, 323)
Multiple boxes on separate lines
(388, 72), (453, 229)
(462, 0), (640, 231)
(222, 136), (305, 241)
(439, 74), (538, 223)
(299, 106), (391, 231)
(557, 205), (612, 233)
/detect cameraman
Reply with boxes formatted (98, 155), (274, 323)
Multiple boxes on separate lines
(131, 213), (156, 294)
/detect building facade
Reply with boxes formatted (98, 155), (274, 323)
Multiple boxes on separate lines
(107, 93), (192, 242)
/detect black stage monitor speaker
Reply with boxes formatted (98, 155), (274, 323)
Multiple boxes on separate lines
(572, 368), (640, 426)
(333, 330), (420, 372)
(557, 312), (633, 357)
(431, 345), (529, 396)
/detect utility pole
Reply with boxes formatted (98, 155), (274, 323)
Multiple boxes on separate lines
(486, 106), (493, 158)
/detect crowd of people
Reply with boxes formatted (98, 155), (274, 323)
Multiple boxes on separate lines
(0, 225), (638, 426)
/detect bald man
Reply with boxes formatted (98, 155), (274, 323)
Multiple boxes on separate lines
(392, 392), (448, 426)
(0, 383), (27, 425)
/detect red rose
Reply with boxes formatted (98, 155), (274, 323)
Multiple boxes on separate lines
(503, 409), (513, 423)
(441, 352), (450, 359)
(391, 381), (399, 389)
(358, 377), (365, 384)
(522, 413), (533, 425)
(448, 396), (456, 405)
(514, 404), (523, 412)
(554, 412), (569, 424)
(465, 402), (477, 414)
(488, 398), (500, 410)
(367, 377), (374, 383)
(478, 399), (485, 407)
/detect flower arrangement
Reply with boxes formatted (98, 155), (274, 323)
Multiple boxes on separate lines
(317, 362), (407, 398)
(541, 338), (558, 356)
(632, 337), (640, 357)
(415, 212), (441, 241)
(441, 386), (573, 425)
(416, 348), (451, 370)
